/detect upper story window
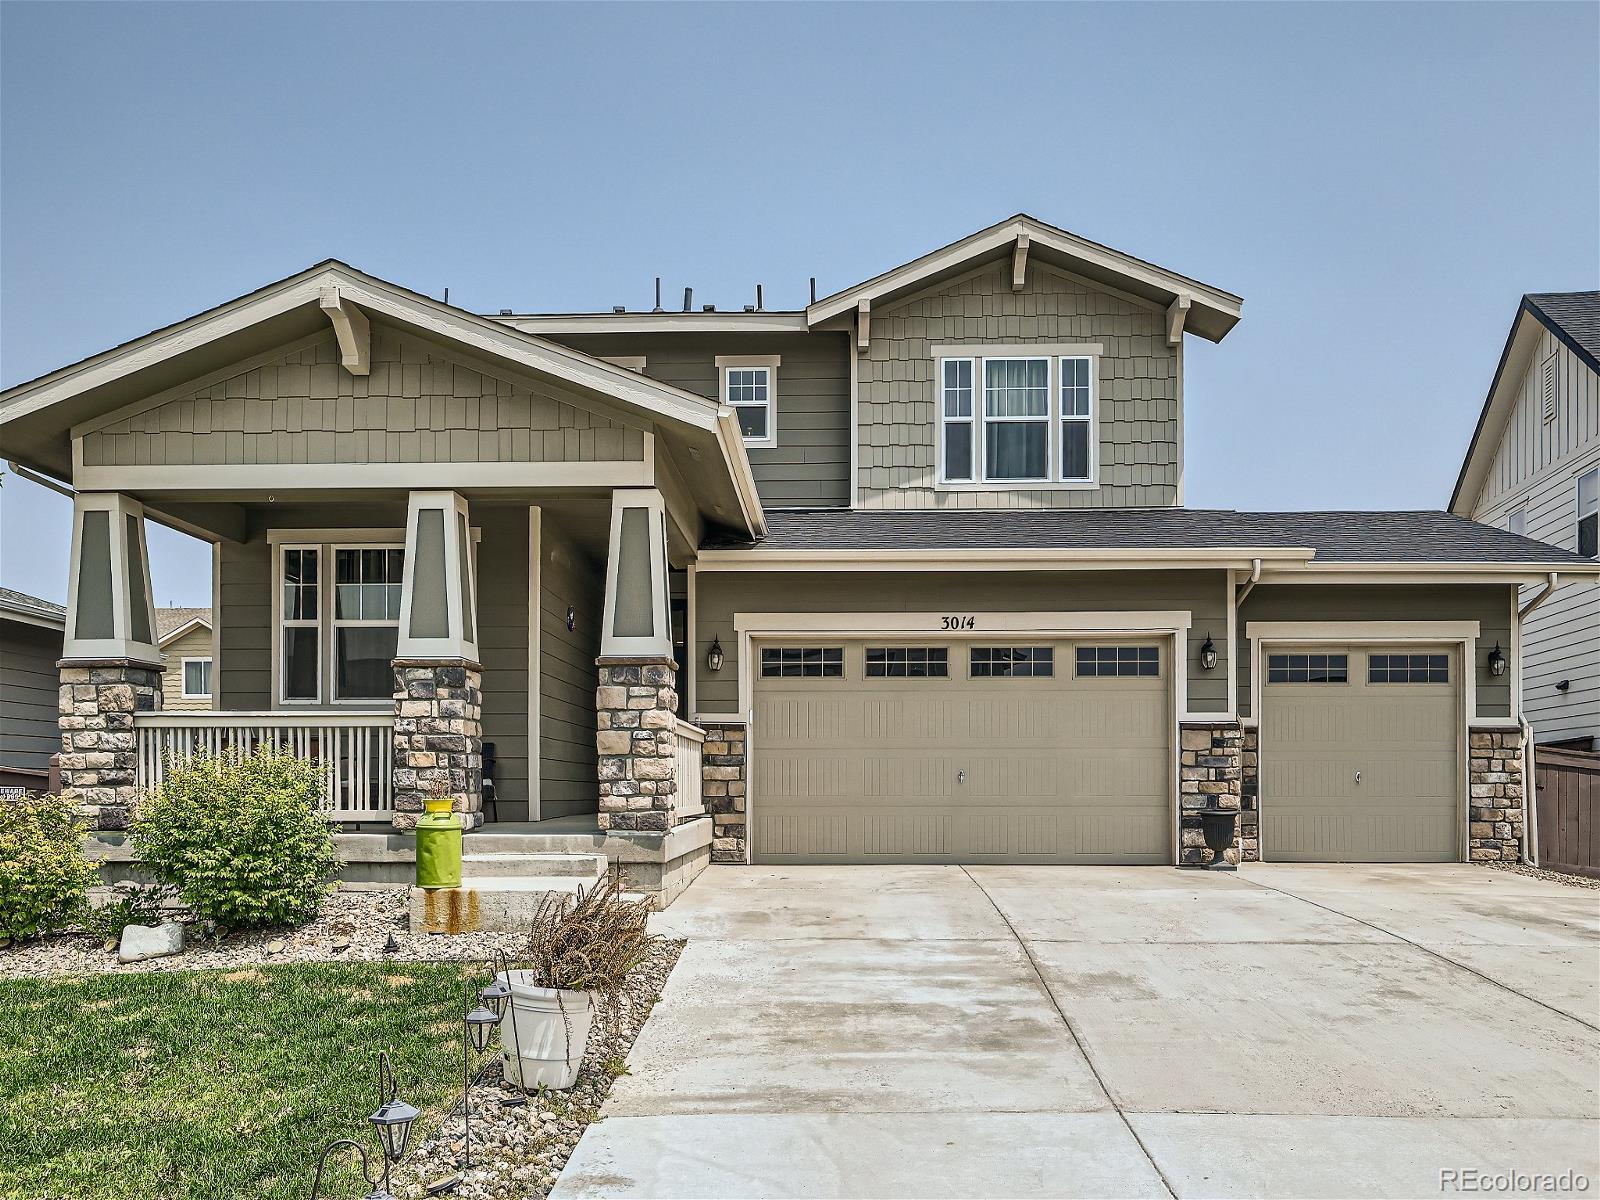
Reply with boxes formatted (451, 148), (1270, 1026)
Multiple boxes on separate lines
(1579, 468), (1598, 559)
(1507, 508), (1525, 536)
(717, 355), (780, 449)
(937, 347), (1097, 487)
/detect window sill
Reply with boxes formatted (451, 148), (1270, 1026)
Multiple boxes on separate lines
(935, 479), (1100, 492)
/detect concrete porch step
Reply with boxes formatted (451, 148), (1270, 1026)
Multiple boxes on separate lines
(463, 832), (609, 854)
(461, 851), (608, 879)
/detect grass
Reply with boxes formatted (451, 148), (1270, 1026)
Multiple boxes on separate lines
(0, 961), (479, 1200)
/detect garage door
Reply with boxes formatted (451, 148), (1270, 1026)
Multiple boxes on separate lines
(1261, 645), (1460, 862)
(750, 639), (1171, 864)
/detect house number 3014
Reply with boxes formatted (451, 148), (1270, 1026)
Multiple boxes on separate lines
(940, 615), (977, 630)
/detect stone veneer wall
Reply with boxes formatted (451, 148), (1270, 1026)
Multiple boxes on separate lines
(1469, 727), (1527, 862)
(595, 659), (678, 833)
(1240, 727), (1260, 863)
(1178, 721), (1243, 866)
(58, 661), (161, 832)
(700, 721), (747, 863)
(392, 661), (483, 830)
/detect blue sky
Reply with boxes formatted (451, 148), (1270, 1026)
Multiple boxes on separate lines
(2, 1), (1596, 606)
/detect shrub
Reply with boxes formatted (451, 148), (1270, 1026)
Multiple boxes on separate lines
(0, 793), (98, 943)
(131, 749), (338, 931)
(525, 874), (655, 998)
(85, 882), (174, 943)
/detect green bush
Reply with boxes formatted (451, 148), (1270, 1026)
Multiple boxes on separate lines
(0, 794), (99, 943)
(130, 750), (338, 931)
(85, 883), (173, 943)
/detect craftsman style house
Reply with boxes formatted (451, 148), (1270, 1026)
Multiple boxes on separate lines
(4, 215), (1596, 884)
(1451, 292), (1599, 751)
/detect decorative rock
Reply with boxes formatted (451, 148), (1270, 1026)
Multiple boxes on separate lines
(265, 939), (287, 955)
(117, 922), (185, 964)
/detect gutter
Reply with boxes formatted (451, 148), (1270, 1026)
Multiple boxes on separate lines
(1235, 557), (1263, 607)
(1517, 572), (1561, 620)
(5, 459), (73, 498)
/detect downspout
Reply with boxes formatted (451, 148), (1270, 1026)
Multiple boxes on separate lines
(1234, 557), (1263, 608)
(6, 460), (74, 498)
(1514, 573), (1560, 867)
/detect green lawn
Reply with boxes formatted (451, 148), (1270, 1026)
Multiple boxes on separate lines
(0, 961), (478, 1200)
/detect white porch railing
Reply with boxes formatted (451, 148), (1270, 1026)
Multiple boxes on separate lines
(673, 718), (706, 822)
(133, 712), (396, 822)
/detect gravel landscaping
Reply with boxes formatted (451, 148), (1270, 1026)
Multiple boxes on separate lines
(1484, 860), (1600, 889)
(393, 936), (683, 1200)
(0, 886), (530, 980)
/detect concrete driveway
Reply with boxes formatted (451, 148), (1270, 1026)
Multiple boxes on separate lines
(553, 865), (1600, 1199)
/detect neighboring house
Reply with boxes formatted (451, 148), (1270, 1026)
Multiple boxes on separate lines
(0, 587), (65, 791)
(156, 607), (214, 711)
(1451, 292), (1600, 751)
(3, 213), (1597, 875)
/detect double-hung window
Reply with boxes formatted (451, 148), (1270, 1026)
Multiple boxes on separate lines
(277, 541), (404, 704)
(717, 355), (780, 448)
(181, 658), (213, 699)
(937, 349), (1097, 486)
(1579, 468), (1598, 559)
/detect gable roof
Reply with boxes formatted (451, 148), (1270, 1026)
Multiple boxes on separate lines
(0, 587), (66, 630)
(156, 607), (211, 644)
(1450, 291), (1600, 514)
(0, 260), (765, 536)
(805, 214), (1243, 342)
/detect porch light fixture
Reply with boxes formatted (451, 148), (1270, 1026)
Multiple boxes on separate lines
(1199, 634), (1218, 672)
(1487, 643), (1507, 678)
(706, 636), (725, 673)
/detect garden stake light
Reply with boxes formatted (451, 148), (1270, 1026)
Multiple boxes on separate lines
(429, 971), (506, 1195)
(309, 1050), (418, 1200)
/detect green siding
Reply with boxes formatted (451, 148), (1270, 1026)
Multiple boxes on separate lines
(1237, 584), (1516, 720)
(539, 516), (602, 818)
(1, 618), (63, 772)
(218, 537), (271, 710)
(82, 329), (646, 469)
(693, 570), (1231, 716)
(858, 262), (1180, 510)
(545, 332), (851, 508)
(473, 506), (531, 820)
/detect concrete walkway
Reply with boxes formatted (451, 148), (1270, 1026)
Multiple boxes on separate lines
(552, 865), (1600, 1199)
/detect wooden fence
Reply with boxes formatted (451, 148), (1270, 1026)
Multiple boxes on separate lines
(1534, 747), (1600, 879)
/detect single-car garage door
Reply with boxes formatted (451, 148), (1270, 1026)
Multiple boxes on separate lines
(1261, 645), (1460, 862)
(750, 639), (1171, 864)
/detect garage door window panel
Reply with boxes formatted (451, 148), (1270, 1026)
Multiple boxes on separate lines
(1368, 654), (1449, 684)
(1267, 653), (1348, 684)
(970, 646), (1054, 678)
(1075, 645), (1160, 678)
(760, 647), (844, 679)
(866, 647), (949, 678)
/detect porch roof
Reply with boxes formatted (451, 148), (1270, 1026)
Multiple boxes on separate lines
(0, 260), (765, 537)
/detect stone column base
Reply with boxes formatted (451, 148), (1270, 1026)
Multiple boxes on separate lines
(1240, 726), (1260, 863)
(596, 658), (677, 833)
(392, 660), (483, 831)
(1469, 727), (1526, 862)
(1179, 721), (1244, 866)
(700, 720), (748, 863)
(57, 659), (162, 832)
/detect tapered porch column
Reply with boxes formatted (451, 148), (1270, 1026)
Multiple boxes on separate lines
(392, 490), (483, 830)
(58, 492), (163, 831)
(595, 488), (677, 832)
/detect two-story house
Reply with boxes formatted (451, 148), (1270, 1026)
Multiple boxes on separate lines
(1451, 292), (1599, 751)
(4, 215), (1595, 893)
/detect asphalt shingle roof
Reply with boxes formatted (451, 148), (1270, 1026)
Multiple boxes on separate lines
(0, 587), (66, 625)
(705, 508), (1595, 565)
(1527, 291), (1600, 369)
(156, 607), (211, 639)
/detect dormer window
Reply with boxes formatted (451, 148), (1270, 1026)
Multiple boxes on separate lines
(717, 355), (780, 449)
(936, 346), (1098, 487)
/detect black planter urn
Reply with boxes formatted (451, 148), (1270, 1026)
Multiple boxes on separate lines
(1198, 807), (1238, 871)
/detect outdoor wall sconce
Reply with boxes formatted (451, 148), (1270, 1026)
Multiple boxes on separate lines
(1487, 643), (1507, 678)
(1557, 679), (1571, 692)
(706, 635), (725, 673)
(1199, 634), (1218, 672)
(310, 1050), (419, 1200)
(566, 605), (577, 633)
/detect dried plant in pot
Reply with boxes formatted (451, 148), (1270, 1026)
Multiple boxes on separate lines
(499, 874), (656, 1091)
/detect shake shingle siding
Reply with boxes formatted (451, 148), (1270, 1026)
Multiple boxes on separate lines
(856, 262), (1179, 509)
(81, 330), (646, 469)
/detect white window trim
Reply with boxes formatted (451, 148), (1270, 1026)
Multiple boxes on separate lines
(716, 354), (780, 449)
(180, 657), (213, 699)
(933, 344), (1101, 491)
(1578, 466), (1598, 560)
(329, 543), (405, 703)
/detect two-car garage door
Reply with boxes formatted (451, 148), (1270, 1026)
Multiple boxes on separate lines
(751, 639), (1171, 864)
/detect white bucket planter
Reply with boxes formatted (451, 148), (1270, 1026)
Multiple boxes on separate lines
(498, 970), (596, 1091)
